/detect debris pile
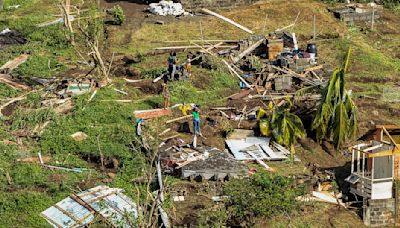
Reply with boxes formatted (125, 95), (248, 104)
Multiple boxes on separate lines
(159, 137), (247, 180)
(0, 28), (27, 48)
(149, 1), (185, 16)
(330, 4), (382, 23)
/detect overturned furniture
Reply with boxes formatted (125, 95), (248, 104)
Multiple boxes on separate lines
(41, 185), (138, 227)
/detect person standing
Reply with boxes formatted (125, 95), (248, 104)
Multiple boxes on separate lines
(162, 83), (170, 109)
(167, 52), (177, 80)
(184, 55), (192, 78)
(192, 106), (202, 136)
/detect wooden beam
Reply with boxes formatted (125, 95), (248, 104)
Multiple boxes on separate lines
(376, 125), (400, 130)
(232, 39), (264, 63)
(154, 45), (236, 50)
(247, 150), (274, 171)
(0, 54), (29, 73)
(0, 74), (30, 90)
(134, 108), (171, 120)
(382, 126), (400, 150)
(163, 39), (239, 43)
(304, 64), (324, 72)
(165, 115), (191, 124)
(222, 60), (253, 90)
(367, 149), (400, 158)
(201, 8), (254, 34)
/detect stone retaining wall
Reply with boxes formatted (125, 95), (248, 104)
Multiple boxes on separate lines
(364, 198), (395, 227)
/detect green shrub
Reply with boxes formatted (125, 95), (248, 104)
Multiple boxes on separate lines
(11, 108), (55, 130)
(111, 5), (125, 25)
(224, 172), (304, 226)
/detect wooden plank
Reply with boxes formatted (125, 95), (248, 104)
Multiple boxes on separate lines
(382, 126), (400, 151)
(210, 107), (236, 110)
(41, 213), (63, 228)
(154, 45), (236, 50)
(222, 60), (253, 90)
(166, 115), (191, 124)
(53, 204), (80, 223)
(247, 150), (274, 171)
(164, 40), (239, 43)
(376, 125), (400, 130)
(232, 39), (264, 63)
(367, 149), (400, 158)
(134, 108), (171, 120)
(304, 64), (324, 72)
(228, 89), (252, 100)
(85, 190), (119, 204)
(201, 8), (254, 34)
(0, 74), (30, 90)
(0, 54), (29, 73)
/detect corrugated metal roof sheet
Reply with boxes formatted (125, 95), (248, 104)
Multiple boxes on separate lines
(41, 185), (137, 228)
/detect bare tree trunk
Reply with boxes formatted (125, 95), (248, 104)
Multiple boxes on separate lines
(60, 0), (75, 45)
(0, 0), (3, 11)
(91, 39), (110, 82)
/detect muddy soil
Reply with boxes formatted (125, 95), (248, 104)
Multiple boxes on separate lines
(127, 79), (163, 94)
(1, 101), (19, 116)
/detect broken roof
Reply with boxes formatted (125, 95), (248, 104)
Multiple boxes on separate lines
(41, 185), (137, 228)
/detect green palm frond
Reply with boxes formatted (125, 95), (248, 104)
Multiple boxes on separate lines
(295, 85), (322, 97)
(345, 94), (358, 139)
(343, 47), (352, 73)
(332, 101), (349, 150)
(312, 48), (357, 150)
(270, 110), (305, 153)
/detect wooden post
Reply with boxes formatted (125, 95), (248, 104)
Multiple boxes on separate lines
(199, 21), (204, 43)
(313, 15), (316, 42)
(262, 13), (268, 34)
(371, 6), (375, 31)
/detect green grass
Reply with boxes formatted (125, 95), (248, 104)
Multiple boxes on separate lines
(0, 84), (19, 98)
(0, 0), (73, 79)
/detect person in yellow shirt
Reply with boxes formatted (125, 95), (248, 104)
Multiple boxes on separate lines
(178, 103), (192, 116)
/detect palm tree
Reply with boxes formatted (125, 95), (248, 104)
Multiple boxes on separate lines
(312, 48), (357, 150)
(259, 101), (306, 156)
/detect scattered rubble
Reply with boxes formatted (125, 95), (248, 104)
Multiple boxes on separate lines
(0, 28), (27, 48)
(331, 4), (382, 23)
(159, 137), (247, 180)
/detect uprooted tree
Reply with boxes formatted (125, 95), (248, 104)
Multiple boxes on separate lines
(58, 1), (110, 81)
(312, 48), (357, 150)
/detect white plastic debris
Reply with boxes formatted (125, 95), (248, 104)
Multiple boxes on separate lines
(148, 1), (185, 16)
(0, 28), (12, 35)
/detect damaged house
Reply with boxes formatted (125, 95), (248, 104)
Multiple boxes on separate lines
(346, 125), (400, 227)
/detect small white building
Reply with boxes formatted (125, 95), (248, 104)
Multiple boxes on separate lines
(346, 141), (395, 200)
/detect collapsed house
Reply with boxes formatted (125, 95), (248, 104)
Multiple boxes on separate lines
(331, 4), (382, 23)
(41, 186), (138, 228)
(346, 125), (400, 227)
(159, 138), (248, 181)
